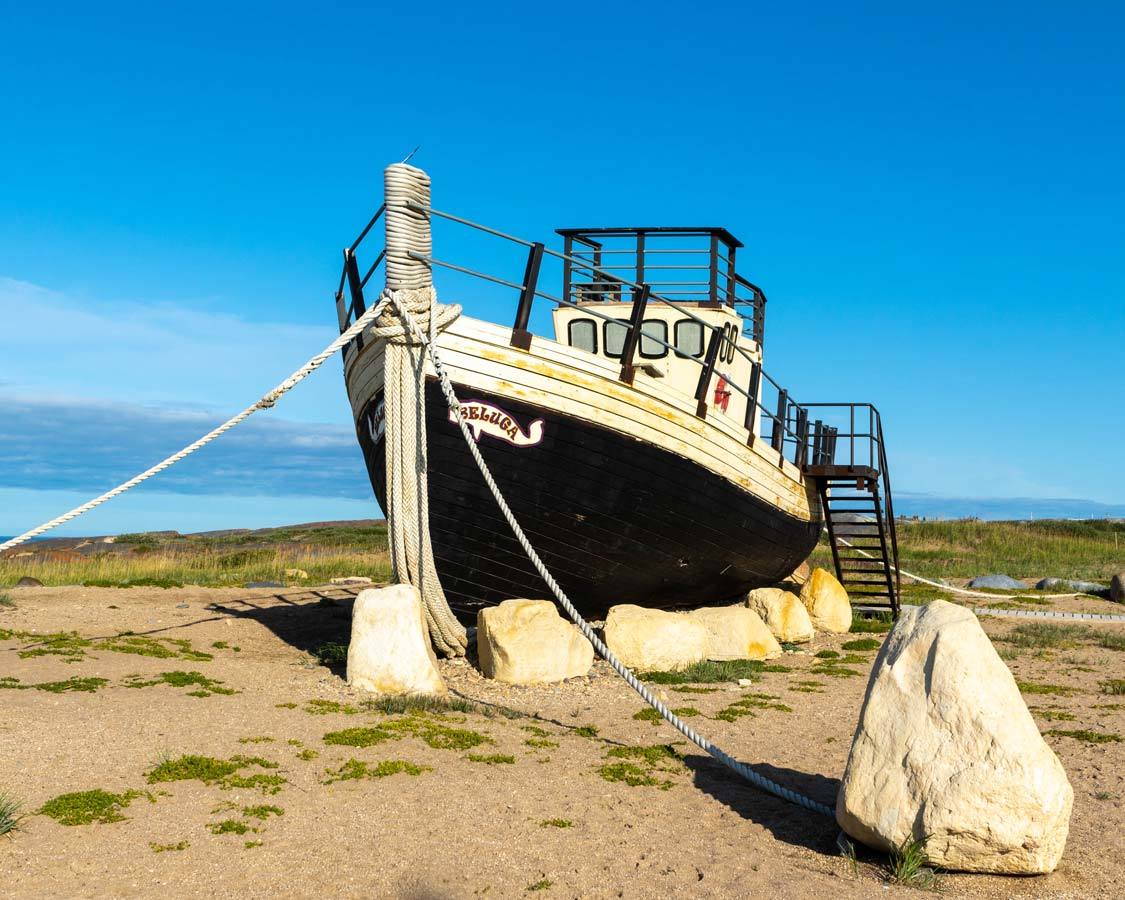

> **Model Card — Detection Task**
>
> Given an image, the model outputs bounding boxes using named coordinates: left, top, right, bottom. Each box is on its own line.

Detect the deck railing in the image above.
left=332, top=202, right=891, bottom=493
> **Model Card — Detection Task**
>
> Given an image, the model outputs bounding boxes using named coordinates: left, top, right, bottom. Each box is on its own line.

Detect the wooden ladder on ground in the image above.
left=805, top=464, right=900, bottom=615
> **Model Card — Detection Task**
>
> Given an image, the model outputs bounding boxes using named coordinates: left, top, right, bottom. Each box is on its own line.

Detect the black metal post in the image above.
left=726, top=244, right=736, bottom=306
left=708, top=232, right=719, bottom=304
left=744, top=361, right=761, bottom=445
left=812, top=419, right=824, bottom=465
left=794, top=407, right=809, bottom=467
left=344, top=249, right=367, bottom=352
left=511, top=242, right=544, bottom=351
left=619, top=284, right=651, bottom=384
left=633, top=232, right=645, bottom=302
left=694, top=328, right=723, bottom=418
left=770, top=389, right=788, bottom=452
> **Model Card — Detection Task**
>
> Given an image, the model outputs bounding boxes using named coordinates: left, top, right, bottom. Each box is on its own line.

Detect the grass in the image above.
left=1100, top=679, right=1125, bottom=695
left=364, top=694, right=520, bottom=719
left=35, top=676, right=109, bottom=693
left=4, top=628, right=213, bottom=664
left=241, top=804, right=284, bottom=820
left=322, top=758, right=430, bottom=784
left=638, top=659, right=787, bottom=684
left=632, top=706, right=699, bottom=724
left=1045, top=728, right=1122, bottom=744
left=525, top=737, right=559, bottom=748
left=304, top=699, right=358, bottom=715
left=850, top=611, right=894, bottom=633
left=312, top=642, right=348, bottom=667
left=323, top=726, right=395, bottom=748
left=39, top=789, right=142, bottom=826
left=841, top=638, right=882, bottom=651
left=123, top=671, right=236, bottom=696
left=146, top=754, right=285, bottom=794
left=466, top=753, right=516, bottom=765
left=0, top=793, right=21, bottom=836
left=1017, top=680, right=1076, bottom=695
left=209, top=819, right=250, bottom=835
left=714, top=693, right=792, bottom=722
left=999, top=623, right=1091, bottom=650
left=887, top=835, right=939, bottom=889
left=0, top=593, right=13, bottom=608
left=598, top=743, right=684, bottom=790
left=539, top=819, right=572, bottom=828
left=527, top=879, right=553, bottom=892
left=323, top=715, right=491, bottom=752
left=572, top=725, right=599, bottom=737
left=811, top=518, right=1124, bottom=582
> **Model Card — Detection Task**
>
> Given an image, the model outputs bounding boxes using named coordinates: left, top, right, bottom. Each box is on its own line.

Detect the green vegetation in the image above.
left=639, top=659, right=786, bottom=684
left=525, top=737, right=559, bottom=749
left=36, top=676, right=109, bottom=693
left=150, top=841, right=189, bottom=852
left=598, top=744, right=683, bottom=790
left=312, top=642, right=348, bottom=667
left=241, top=805, right=283, bottom=820
left=1100, top=679, right=1125, bottom=695
left=527, top=879, right=553, bottom=892
left=521, top=725, right=551, bottom=736
left=39, top=789, right=142, bottom=826
left=466, top=753, right=516, bottom=765
left=244, top=840, right=263, bottom=849
left=539, top=819, right=572, bottom=828
left=323, top=715, right=491, bottom=752
left=296, top=748, right=318, bottom=761
left=1, top=523, right=392, bottom=589
left=124, top=671, right=236, bottom=696
left=238, top=736, right=274, bottom=744
left=632, top=707, right=698, bottom=724
left=669, top=686, right=717, bottom=694
left=999, top=623, right=1091, bottom=651
left=5, top=627, right=212, bottom=664
left=1017, top=680, right=1075, bottom=696
left=0, top=593, right=14, bottom=608
left=304, top=699, right=358, bottom=715
left=1031, top=708, right=1076, bottom=721
left=841, top=638, right=882, bottom=651
left=887, top=835, right=939, bottom=889
left=572, top=725, right=599, bottom=738
left=323, top=726, right=395, bottom=748
left=1098, top=631, right=1125, bottom=652
left=1045, top=729, right=1122, bottom=744
left=714, top=693, right=792, bottom=723
left=812, top=518, right=1124, bottom=582
left=322, top=758, right=430, bottom=784
left=209, top=819, right=250, bottom=835
left=364, top=693, right=520, bottom=719
left=850, top=611, right=894, bottom=633
left=275, top=702, right=298, bottom=709
left=146, top=754, right=285, bottom=794
left=0, top=792, right=21, bottom=836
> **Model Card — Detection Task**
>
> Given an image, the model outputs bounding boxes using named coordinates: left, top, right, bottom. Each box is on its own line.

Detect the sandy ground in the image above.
left=1, top=585, right=1123, bottom=899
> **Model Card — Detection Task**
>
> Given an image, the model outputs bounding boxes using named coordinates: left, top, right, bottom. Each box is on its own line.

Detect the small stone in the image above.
left=799, top=568, right=852, bottom=633
left=346, top=584, right=447, bottom=696
left=966, top=574, right=1027, bottom=590
left=687, top=606, right=782, bottom=660
left=175, top=603, right=189, bottom=609
left=15, top=576, right=43, bottom=587
left=603, top=605, right=708, bottom=671
left=331, top=576, right=373, bottom=586
left=744, top=588, right=814, bottom=643
left=737, top=678, right=753, bottom=687
left=477, top=599, right=594, bottom=685
left=1112, top=573, right=1125, bottom=604
left=837, top=600, right=1072, bottom=874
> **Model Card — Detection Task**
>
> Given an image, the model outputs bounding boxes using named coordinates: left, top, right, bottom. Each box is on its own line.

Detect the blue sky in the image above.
left=1, top=1, right=1122, bottom=535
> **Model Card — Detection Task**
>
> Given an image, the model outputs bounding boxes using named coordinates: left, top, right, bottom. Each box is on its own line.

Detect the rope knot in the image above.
left=370, top=286, right=461, bottom=345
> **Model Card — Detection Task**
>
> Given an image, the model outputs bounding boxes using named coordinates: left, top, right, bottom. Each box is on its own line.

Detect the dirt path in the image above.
left=1, top=586, right=1122, bottom=898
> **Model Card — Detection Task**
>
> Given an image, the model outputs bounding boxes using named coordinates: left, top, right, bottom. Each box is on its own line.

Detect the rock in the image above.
left=799, top=568, right=852, bottom=633
left=477, top=599, right=594, bottom=684
left=1035, top=577, right=1108, bottom=597
left=966, top=574, right=1027, bottom=590
left=331, top=576, right=373, bottom=586
left=1112, top=573, right=1125, bottom=604
left=737, top=678, right=753, bottom=686
left=347, top=584, right=447, bottom=696
left=837, top=599, right=1073, bottom=874
left=603, top=605, right=708, bottom=671
left=15, top=576, right=43, bottom=587
left=744, top=588, right=814, bottom=643
left=246, top=581, right=284, bottom=589
left=1035, top=577, right=1063, bottom=590
left=687, top=605, right=781, bottom=660
left=285, top=568, right=309, bottom=579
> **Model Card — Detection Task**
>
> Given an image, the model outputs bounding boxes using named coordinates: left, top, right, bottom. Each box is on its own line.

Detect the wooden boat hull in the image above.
left=344, top=316, right=822, bottom=619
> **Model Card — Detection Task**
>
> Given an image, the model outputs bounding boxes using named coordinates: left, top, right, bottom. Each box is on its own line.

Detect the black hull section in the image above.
left=356, top=381, right=821, bottom=619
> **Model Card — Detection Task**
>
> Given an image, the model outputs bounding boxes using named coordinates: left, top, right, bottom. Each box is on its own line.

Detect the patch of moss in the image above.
left=35, top=676, right=109, bottom=693
left=323, top=726, right=395, bottom=748
left=669, top=686, right=717, bottom=694
left=841, top=638, right=881, bottom=651
left=527, top=879, right=554, bottom=892
left=150, top=841, right=189, bottom=852
left=244, top=840, right=263, bottom=848
left=304, top=699, right=358, bottom=715
left=572, top=724, right=599, bottom=737
left=97, top=634, right=212, bottom=661
left=209, top=819, right=251, bottom=835
left=632, top=706, right=699, bottom=724
left=17, top=631, right=92, bottom=661
left=598, top=762, right=673, bottom=790
left=380, top=715, right=491, bottom=751
left=275, top=702, right=298, bottom=709
left=814, top=650, right=839, bottom=659
left=539, top=819, right=572, bottom=828
left=1031, top=709, right=1076, bottom=722
left=521, top=725, right=551, bottom=737
left=241, top=804, right=283, bottom=820
left=322, top=758, right=430, bottom=784
left=606, top=744, right=681, bottom=766
left=39, top=789, right=141, bottom=826
left=638, top=659, right=779, bottom=684
left=524, top=738, right=559, bottom=749
left=124, top=670, right=236, bottom=696
left=1017, top=680, right=1075, bottom=696
left=466, top=753, right=516, bottom=765
left=714, top=693, right=792, bottom=722
left=809, top=664, right=863, bottom=678
left=146, top=754, right=284, bottom=794
left=238, top=736, right=275, bottom=744
left=296, top=749, right=318, bottom=761
left=1045, top=729, right=1122, bottom=744
left=0, top=676, right=25, bottom=689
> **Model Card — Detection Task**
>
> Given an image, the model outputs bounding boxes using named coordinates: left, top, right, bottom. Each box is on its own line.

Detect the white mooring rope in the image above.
left=383, top=291, right=836, bottom=819
left=0, top=298, right=392, bottom=555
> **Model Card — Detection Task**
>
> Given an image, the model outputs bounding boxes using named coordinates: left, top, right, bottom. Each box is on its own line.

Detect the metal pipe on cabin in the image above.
left=694, top=328, right=723, bottom=419
left=744, top=361, right=762, bottom=446
left=618, top=284, right=651, bottom=384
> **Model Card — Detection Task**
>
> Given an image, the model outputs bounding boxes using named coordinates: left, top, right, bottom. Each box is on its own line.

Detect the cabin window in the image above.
left=639, top=319, right=668, bottom=359
left=604, top=319, right=629, bottom=358
left=674, top=319, right=705, bottom=358
left=568, top=318, right=598, bottom=354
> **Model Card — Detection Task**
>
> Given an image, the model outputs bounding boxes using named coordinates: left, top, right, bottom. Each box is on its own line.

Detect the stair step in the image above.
left=841, top=577, right=894, bottom=586
left=826, top=507, right=881, bottom=513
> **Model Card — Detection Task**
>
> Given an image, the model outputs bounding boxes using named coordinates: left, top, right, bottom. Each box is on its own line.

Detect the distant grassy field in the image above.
left=0, top=523, right=392, bottom=589
left=2, top=518, right=1121, bottom=589
left=809, top=518, right=1123, bottom=584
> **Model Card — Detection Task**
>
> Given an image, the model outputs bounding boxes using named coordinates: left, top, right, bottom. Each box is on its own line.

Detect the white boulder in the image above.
left=688, top=606, right=782, bottom=661
left=799, top=568, right=852, bottom=633
left=837, top=599, right=1073, bottom=874
left=346, top=584, right=447, bottom=696
left=744, top=588, right=814, bottom=643
left=604, top=605, right=707, bottom=671
left=477, top=599, right=593, bottom=684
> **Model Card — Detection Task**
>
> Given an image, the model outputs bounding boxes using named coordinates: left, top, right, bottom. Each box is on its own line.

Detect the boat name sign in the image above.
left=450, top=400, right=544, bottom=447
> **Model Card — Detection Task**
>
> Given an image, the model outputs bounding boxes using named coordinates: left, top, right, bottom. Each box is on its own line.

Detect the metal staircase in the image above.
left=800, top=405, right=900, bottom=615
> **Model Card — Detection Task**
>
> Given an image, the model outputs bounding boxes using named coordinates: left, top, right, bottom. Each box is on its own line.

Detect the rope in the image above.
left=384, top=292, right=835, bottom=819
left=0, top=299, right=392, bottom=554
left=837, top=538, right=1086, bottom=600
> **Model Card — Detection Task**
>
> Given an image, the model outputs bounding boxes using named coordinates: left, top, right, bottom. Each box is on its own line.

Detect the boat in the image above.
left=337, top=165, right=900, bottom=620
